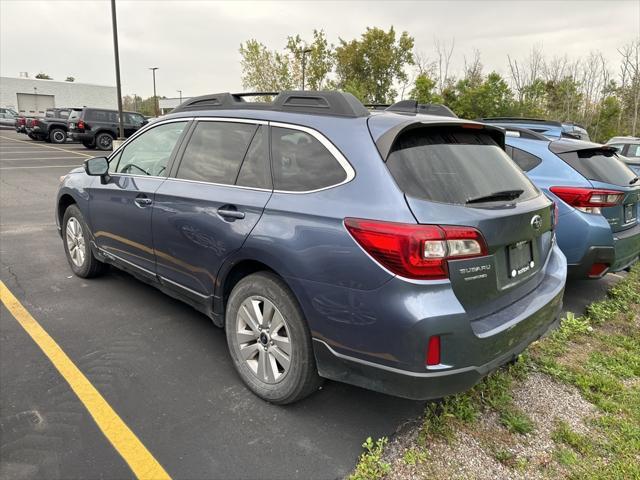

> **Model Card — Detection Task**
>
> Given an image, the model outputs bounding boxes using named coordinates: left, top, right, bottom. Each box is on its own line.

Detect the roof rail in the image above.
left=171, top=90, right=370, bottom=118
left=385, top=100, right=457, bottom=118
left=480, top=117, right=563, bottom=127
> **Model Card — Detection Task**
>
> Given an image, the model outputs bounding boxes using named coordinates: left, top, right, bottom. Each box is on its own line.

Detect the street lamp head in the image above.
left=149, top=67, right=159, bottom=71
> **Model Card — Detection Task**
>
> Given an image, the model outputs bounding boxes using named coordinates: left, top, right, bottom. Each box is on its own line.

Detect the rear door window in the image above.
left=557, top=149, right=637, bottom=186
left=236, top=126, right=271, bottom=189
left=386, top=127, right=539, bottom=205
left=271, top=126, right=347, bottom=191
left=176, top=121, right=257, bottom=185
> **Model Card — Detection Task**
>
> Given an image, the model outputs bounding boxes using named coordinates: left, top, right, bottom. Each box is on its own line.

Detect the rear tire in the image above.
left=82, top=140, right=96, bottom=149
left=225, top=272, right=322, bottom=404
left=95, top=132, right=113, bottom=151
left=62, top=205, right=106, bottom=278
left=50, top=128, right=67, bottom=144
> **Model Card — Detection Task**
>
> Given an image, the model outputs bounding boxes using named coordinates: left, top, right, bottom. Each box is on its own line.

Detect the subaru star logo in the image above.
left=531, top=215, right=542, bottom=230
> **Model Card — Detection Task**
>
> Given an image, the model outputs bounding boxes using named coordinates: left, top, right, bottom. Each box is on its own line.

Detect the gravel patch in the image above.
left=379, top=373, right=598, bottom=479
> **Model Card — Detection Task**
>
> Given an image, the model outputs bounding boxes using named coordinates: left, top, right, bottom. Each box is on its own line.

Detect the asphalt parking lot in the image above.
left=0, top=127, right=625, bottom=480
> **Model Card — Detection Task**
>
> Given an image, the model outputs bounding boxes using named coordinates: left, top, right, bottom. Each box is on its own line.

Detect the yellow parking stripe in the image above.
left=0, top=135, right=92, bottom=157
left=0, top=281, right=172, bottom=480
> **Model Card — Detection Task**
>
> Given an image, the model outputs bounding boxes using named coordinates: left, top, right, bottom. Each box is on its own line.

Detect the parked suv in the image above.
left=56, top=92, right=566, bottom=403
left=481, top=117, right=590, bottom=141
left=496, top=127, right=640, bottom=278
left=68, top=107, right=147, bottom=150
left=606, top=136, right=640, bottom=175
left=26, top=107, right=80, bottom=143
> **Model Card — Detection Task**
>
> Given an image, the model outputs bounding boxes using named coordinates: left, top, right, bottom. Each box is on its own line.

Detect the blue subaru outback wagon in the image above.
left=56, top=92, right=566, bottom=404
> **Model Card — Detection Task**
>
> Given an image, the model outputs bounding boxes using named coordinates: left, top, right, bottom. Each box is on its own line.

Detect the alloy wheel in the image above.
left=65, top=217, right=86, bottom=267
left=235, top=296, right=292, bottom=384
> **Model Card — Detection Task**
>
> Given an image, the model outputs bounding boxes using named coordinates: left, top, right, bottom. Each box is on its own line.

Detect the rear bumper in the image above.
left=68, top=131, right=92, bottom=142
left=567, top=245, right=615, bottom=279
left=306, top=244, right=566, bottom=400
left=611, top=223, right=640, bottom=271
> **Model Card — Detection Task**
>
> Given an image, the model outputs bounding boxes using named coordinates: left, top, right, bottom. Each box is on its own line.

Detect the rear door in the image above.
left=381, top=124, right=553, bottom=312
left=152, top=119, right=272, bottom=299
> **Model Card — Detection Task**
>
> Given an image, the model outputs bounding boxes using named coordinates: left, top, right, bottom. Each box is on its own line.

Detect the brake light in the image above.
left=344, top=218, right=488, bottom=280
left=550, top=186, right=624, bottom=214
left=32, top=119, right=39, bottom=126
left=77, top=120, right=85, bottom=130
left=426, top=336, right=441, bottom=366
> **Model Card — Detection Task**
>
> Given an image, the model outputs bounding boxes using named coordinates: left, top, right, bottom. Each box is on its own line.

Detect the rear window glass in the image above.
left=626, top=144, right=640, bottom=158
left=386, top=127, right=539, bottom=205
left=558, top=149, right=637, bottom=186
left=68, top=110, right=82, bottom=121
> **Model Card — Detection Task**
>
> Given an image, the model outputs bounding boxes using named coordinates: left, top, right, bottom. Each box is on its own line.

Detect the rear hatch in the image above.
left=371, top=120, right=553, bottom=314
left=551, top=142, right=640, bottom=233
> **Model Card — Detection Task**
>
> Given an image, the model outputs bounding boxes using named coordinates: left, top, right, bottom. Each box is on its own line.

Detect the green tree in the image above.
left=409, top=73, right=442, bottom=104
left=239, top=39, right=293, bottom=95
left=35, top=72, right=52, bottom=80
left=449, top=72, right=514, bottom=119
left=285, top=30, right=334, bottom=90
left=333, top=27, right=414, bottom=103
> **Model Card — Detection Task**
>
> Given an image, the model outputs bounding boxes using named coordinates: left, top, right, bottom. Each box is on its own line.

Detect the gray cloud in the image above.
left=1, top=0, right=638, bottom=99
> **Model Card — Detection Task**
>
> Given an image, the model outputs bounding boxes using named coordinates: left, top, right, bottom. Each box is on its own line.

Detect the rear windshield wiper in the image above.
left=630, top=176, right=639, bottom=185
left=466, top=189, right=524, bottom=204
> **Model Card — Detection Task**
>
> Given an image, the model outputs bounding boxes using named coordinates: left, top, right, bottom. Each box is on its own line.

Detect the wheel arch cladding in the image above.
left=58, top=194, right=77, bottom=227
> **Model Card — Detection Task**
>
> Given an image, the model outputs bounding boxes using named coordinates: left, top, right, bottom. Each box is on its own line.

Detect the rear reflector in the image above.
left=344, top=218, right=487, bottom=280
left=550, top=186, right=624, bottom=214
left=588, top=263, right=609, bottom=278
left=426, top=336, right=441, bottom=366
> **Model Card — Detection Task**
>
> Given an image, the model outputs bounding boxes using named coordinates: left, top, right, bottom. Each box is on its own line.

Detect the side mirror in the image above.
left=84, top=156, right=109, bottom=179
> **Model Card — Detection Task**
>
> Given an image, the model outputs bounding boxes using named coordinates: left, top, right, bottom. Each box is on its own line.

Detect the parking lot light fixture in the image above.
left=111, top=0, right=125, bottom=140
left=149, top=67, right=159, bottom=117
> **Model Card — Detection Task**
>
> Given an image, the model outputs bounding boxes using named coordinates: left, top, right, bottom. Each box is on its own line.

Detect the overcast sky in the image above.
left=1, top=0, right=639, bottom=100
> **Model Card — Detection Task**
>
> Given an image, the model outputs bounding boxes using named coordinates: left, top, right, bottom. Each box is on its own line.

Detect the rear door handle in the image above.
left=134, top=195, right=153, bottom=207
left=218, top=206, right=245, bottom=220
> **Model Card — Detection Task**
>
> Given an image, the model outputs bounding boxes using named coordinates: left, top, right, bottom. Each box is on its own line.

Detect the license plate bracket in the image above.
left=508, top=240, right=534, bottom=278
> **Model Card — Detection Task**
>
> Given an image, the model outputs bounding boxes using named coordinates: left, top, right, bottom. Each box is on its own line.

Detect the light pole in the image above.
left=149, top=67, right=159, bottom=116
left=33, top=87, right=38, bottom=114
left=177, top=90, right=182, bottom=103
left=133, top=93, right=138, bottom=112
left=111, top=0, right=125, bottom=140
left=301, top=48, right=312, bottom=91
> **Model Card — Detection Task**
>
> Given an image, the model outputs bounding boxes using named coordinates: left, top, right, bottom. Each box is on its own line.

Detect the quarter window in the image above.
left=176, top=121, right=257, bottom=185
left=271, top=127, right=347, bottom=191
left=507, top=146, right=543, bottom=172
left=113, top=121, right=187, bottom=176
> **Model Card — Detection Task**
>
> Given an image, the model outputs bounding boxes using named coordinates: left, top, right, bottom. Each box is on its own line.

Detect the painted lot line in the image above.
left=0, top=135, right=93, bottom=158
left=0, top=281, right=172, bottom=480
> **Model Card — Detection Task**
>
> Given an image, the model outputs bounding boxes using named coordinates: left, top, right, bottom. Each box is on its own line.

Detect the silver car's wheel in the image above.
left=236, top=296, right=291, bottom=384
left=65, top=217, right=86, bottom=267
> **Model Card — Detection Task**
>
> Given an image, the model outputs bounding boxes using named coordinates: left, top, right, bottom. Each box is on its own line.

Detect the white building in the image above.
left=158, top=96, right=192, bottom=115
left=0, top=76, right=117, bottom=116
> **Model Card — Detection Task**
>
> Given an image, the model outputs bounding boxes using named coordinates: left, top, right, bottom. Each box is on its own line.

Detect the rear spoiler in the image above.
left=375, top=120, right=505, bottom=160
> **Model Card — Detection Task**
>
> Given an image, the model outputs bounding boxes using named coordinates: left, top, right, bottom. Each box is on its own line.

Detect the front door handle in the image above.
left=218, top=206, right=245, bottom=220
left=134, top=195, right=153, bottom=207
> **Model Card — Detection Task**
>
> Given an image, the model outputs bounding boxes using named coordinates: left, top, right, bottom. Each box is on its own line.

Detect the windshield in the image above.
left=386, top=127, right=539, bottom=205
left=558, top=149, right=638, bottom=186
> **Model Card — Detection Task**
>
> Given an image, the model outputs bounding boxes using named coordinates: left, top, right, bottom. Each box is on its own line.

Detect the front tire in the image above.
left=95, top=132, right=113, bottom=151
left=225, top=272, right=322, bottom=404
left=50, top=128, right=67, bottom=144
left=62, top=205, right=106, bottom=278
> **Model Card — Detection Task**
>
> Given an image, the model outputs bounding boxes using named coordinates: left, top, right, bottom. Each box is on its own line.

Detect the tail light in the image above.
left=344, top=218, right=488, bottom=280
left=77, top=120, right=85, bottom=130
left=32, top=119, right=39, bottom=126
left=550, top=186, right=624, bottom=214
left=426, top=336, right=441, bottom=366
